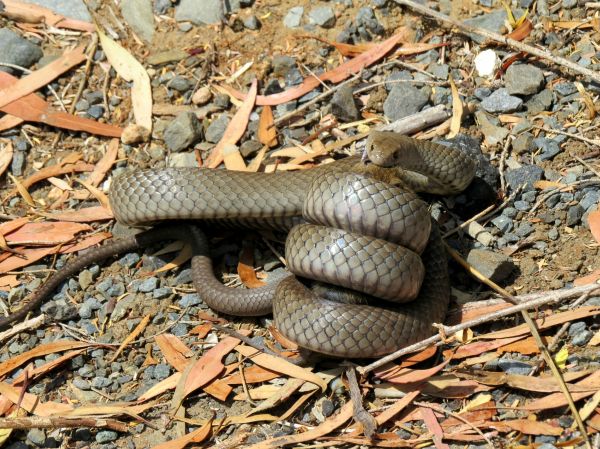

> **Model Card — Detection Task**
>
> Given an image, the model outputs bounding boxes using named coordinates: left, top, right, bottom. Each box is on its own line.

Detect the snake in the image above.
left=0, top=131, right=475, bottom=358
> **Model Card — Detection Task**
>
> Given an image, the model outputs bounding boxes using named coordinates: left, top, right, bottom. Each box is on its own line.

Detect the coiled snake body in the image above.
left=110, top=132, right=475, bottom=358
left=0, top=132, right=475, bottom=358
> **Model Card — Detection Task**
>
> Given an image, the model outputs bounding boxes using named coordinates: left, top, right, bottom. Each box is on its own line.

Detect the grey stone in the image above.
left=513, top=132, right=533, bottom=154
left=72, top=377, right=91, bottom=390
left=153, top=287, right=171, bottom=299
left=164, top=112, right=203, bottom=152
left=526, top=89, right=553, bottom=113
left=533, top=137, right=561, bottom=162
left=283, top=6, right=304, bottom=28
left=428, top=63, right=449, bottom=80
left=169, top=152, right=197, bottom=168
left=75, top=99, right=90, bottom=111
left=11, top=151, right=26, bottom=177
left=505, top=165, right=543, bottom=190
left=554, top=82, right=577, bottom=96
left=568, top=321, right=586, bottom=336
left=321, top=399, right=335, bottom=417
left=331, top=85, right=360, bottom=122
left=513, top=200, right=530, bottom=211
left=110, top=295, right=136, bottom=322
left=498, top=358, right=532, bottom=375
left=467, top=249, right=515, bottom=282
left=96, top=430, right=119, bottom=443
left=309, top=7, right=336, bottom=28
left=175, top=0, right=224, bottom=25
left=515, top=222, right=534, bottom=237
left=91, top=376, right=111, bottom=388
left=356, top=7, right=384, bottom=35
left=244, top=15, right=260, bottom=30
left=27, top=428, right=46, bottom=447
left=138, top=277, right=158, bottom=293
left=153, top=363, right=171, bottom=380
left=168, top=76, right=193, bottom=93
left=86, top=105, right=104, bottom=119
left=383, top=84, right=429, bottom=121
left=0, top=28, right=43, bottom=74
left=121, top=0, right=155, bottom=43
left=548, top=227, right=559, bottom=240
left=566, top=204, right=584, bottom=226
left=22, top=0, right=91, bottom=21
left=154, top=0, right=170, bottom=14
left=480, top=88, right=523, bottom=113
left=119, top=253, right=140, bottom=268
left=475, top=111, right=509, bottom=145
left=474, top=87, right=492, bottom=100
left=503, top=206, right=518, bottom=218
left=505, top=64, right=544, bottom=95
left=572, top=330, right=593, bottom=346
left=240, top=139, right=263, bottom=158
left=179, top=293, right=201, bottom=307
left=384, top=71, right=412, bottom=91
left=581, top=191, right=600, bottom=211
left=464, top=9, right=522, bottom=43
left=205, top=114, right=230, bottom=143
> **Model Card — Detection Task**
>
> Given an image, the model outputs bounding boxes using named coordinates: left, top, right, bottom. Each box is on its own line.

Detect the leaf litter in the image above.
left=0, top=0, right=598, bottom=448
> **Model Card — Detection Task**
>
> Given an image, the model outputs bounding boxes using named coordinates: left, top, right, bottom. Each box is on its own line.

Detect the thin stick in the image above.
left=530, top=125, right=600, bottom=146
left=393, top=0, right=600, bottom=84
left=0, top=416, right=127, bottom=432
left=346, top=366, right=377, bottom=438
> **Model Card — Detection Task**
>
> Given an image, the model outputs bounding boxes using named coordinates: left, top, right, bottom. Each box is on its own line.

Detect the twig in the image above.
left=498, top=136, right=513, bottom=195
left=0, top=314, right=45, bottom=344
left=358, top=282, right=600, bottom=375
left=346, top=366, right=377, bottom=438
left=0, top=416, right=127, bottom=432
left=393, top=0, right=600, bottom=84
left=379, top=104, right=451, bottom=134
left=575, top=155, right=600, bottom=179
left=530, top=125, right=600, bottom=147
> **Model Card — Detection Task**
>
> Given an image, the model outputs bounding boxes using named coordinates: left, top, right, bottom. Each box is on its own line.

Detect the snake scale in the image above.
left=1, top=132, right=475, bottom=358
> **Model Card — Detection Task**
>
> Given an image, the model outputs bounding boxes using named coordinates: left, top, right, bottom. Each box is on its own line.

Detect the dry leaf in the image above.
left=420, top=407, right=450, bottom=449
left=0, top=141, right=13, bottom=177
left=238, top=245, right=266, bottom=288
left=235, top=345, right=327, bottom=391
left=109, top=315, right=151, bottom=362
left=5, top=222, right=91, bottom=246
left=97, top=28, right=152, bottom=131
left=150, top=418, right=212, bottom=449
left=0, top=46, right=86, bottom=110
left=0, top=72, right=122, bottom=137
left=223, top=31, right=406, bottom=106
left=258, top=105, right=277, bottom=147
left=39, top=206, right=114, bottom=222
left=589, top=209, right=600, bottom=243
left=507, top=18, right=533, bottom=40
left=206, top=79, right=257, bottom=168
left=447, top=78, right=462, bottom=138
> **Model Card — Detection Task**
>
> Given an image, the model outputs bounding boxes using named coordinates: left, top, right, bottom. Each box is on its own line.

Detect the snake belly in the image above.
left=109, top=133, right=476, bottom=358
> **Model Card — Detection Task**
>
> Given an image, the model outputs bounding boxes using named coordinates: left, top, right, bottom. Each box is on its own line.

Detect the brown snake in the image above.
left=1, top=132, right=475, bottom=358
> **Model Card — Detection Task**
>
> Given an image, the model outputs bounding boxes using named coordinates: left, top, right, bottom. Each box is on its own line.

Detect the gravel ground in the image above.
left=0, top=0, right=599, bottom=448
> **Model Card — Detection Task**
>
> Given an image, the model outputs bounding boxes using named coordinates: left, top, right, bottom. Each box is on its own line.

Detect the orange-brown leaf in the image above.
left=223, top=32, right=406, bottom=106
left=0, top=71, right=122, bottom=137
left=238, top=245, right=266, bottom=288
left=258, top=105, right=277, bottom=147
left=0, top=46, right=86, bottom=109
left=5, top=222, right=91, bottom=246
left=206, top=79, right=257, bottom=169
left=507, top=18, right=533, bottom=40
left=40, top=206, right=114, bottom=222
left=589, top=209, right=600, bottom=243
